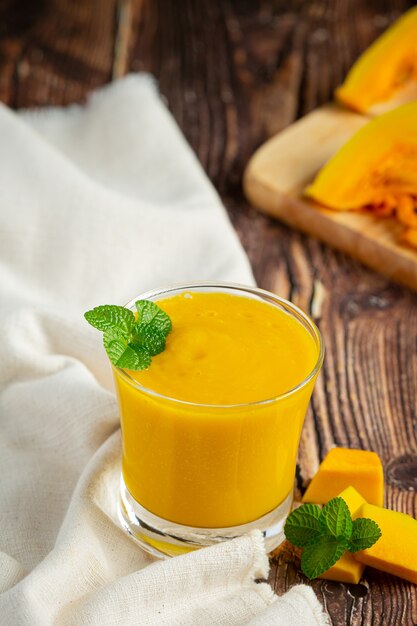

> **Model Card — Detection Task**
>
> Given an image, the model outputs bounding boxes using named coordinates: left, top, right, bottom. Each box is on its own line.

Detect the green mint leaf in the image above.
left=135, top=300, right=172, bottom=337
left=103, top=329, right=151, bottom=369
left=103, top=329, right=130, bottom=366
left=127, top=343, right=152, bottom=369
left=103, top=327, right=127, bottom=351
left=348, top=518, right=382, bottom=552
left=284, top=504, right=322, bottom=548
left=320, top=497, right=352, bottom=540
left=301, top=535, right=349, bottom=579
left=85, top=305, right=135, bottom=336
left=132, top=323, right=166, bottom=356
left=116, top=345, right=149, bottom=370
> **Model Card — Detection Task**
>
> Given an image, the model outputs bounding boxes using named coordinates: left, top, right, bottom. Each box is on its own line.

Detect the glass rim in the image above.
left=112, top=281, right=325, bottom=409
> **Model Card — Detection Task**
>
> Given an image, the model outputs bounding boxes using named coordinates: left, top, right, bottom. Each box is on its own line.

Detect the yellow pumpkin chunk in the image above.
left=335, top=7, right=417, bottom=114
left=302, top=448, right=384, bottom=506
left=305, top=103, right=417, bottom=229
left=319, top=487, right=366, bottom=584
left=354, top=504, right=417, bottom=584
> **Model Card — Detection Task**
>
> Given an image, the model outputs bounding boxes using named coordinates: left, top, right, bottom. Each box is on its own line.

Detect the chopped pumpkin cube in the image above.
left=319, top=486, right=366, bottom=584
left=320, top=553, right=364, bottom=585
left=302, top=448, right=384, bottom=506
left=354, top=504, right=417, bottom=584
left=338, top=485, right=368, bottom=515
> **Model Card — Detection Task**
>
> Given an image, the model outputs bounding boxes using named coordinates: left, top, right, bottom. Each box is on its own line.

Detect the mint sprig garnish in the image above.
left=84, top=300, right=172, bottom=370
left=284, top=497, right=382, bottom=579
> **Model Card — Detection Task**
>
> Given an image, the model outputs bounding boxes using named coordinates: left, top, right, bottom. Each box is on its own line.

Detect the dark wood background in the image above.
left=1, top=1, right=416, bottom=624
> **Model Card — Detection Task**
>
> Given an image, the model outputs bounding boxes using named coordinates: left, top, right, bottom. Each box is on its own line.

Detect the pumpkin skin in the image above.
left=305, top=102, right=417, bottom=217
left=335, top=7, right=417, bottom=115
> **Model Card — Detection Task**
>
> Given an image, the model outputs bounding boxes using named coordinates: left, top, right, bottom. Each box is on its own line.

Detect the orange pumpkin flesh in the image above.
left=336, top=7, right=417, bottom=114
left=305, top=102, right=417, bottom=244
left=354, top=504, right=417, bottom=585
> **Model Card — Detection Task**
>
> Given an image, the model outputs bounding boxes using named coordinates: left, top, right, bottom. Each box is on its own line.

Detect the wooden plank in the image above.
left=243, top=103, right=417, bottom=291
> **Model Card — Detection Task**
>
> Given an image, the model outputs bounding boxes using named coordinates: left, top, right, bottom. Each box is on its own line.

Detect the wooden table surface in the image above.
left=1, top=1, right=416, bottom=624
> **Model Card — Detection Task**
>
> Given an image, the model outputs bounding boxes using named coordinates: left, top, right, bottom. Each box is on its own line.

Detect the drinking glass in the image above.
left=114, top=283, right=324, bottom=557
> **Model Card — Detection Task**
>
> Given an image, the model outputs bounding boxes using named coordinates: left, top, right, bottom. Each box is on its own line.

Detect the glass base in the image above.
left=118, top=475, right=293, bottom=558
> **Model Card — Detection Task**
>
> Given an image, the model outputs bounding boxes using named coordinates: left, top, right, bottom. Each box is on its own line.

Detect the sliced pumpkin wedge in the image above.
left=336, top=7, right=417, bottom=115
left=305, top=102, right=417, bottom=223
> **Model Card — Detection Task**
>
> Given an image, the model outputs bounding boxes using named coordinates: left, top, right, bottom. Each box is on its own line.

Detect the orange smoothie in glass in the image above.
left=114, top=287, right=322, bottom=535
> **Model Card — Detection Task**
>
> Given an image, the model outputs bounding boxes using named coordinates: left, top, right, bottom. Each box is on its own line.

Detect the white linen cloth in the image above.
left=0, top=75, right=329, bottom=625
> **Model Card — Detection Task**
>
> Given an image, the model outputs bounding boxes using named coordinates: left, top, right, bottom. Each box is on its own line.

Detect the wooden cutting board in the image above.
left=243, top=103, right=417, bottom=292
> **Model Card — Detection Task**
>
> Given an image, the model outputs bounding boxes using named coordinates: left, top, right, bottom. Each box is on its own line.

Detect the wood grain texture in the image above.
left=0, top=0, right=117, bottom=107
left=1, top=0, right=417, bottom=623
